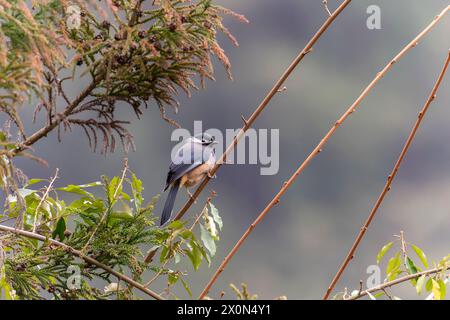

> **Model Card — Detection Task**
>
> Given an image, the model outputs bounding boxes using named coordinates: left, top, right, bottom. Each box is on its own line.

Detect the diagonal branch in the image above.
left=197, top=7, right=450, bottom=300
left=171, top=0, right=351, bottom=220
left=145, top=0, right=352, bottom=264
left=350, top=265, right=450, bottom=300
left=144, top=0, right=352, bottom=265
left=0, top=224, right=164, bottom=300
left=323, top=49, right=450, bottom=300
left=172, top=0, right=352, bottom=224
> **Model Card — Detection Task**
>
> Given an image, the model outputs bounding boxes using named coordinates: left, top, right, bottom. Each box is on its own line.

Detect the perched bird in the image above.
left=160, top=133, right=217, bottom=226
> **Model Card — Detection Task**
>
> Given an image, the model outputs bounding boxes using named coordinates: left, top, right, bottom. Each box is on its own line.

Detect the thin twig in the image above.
left=323, top=49, right=450, bottom=300
left=32, top=168, right=59, bottom=233
left=399, top=231, right=406, bottom=256
left=381, top=288, right=393, bottom=300
left=350, top=266, right=450, bottom=300
left=144, top=261, right=169, bottom=288
left=198, top=8, right=450, bottom=300
left=142, top=0, right=353, bottom=264
left=0, top=224, right=164, bottom=300
left=189, top=195, right=214, bottom=232
left=357, top=280, right=363, bottom=296
left=322, top=0, right=332, bottom=16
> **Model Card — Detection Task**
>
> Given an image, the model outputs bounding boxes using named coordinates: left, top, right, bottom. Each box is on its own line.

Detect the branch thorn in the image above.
left=241, top=115, right=249, bottom=126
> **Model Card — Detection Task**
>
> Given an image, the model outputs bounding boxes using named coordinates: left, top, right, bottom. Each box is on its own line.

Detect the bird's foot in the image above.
left=207, top=171, right=217, bottom=179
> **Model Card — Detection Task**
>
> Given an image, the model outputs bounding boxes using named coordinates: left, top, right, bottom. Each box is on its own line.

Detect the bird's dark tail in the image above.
left=160, top=180, right=180, bottom=226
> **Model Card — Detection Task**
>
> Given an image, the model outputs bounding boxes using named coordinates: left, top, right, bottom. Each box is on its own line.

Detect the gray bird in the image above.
left=160, top=133, right=217, bottom=226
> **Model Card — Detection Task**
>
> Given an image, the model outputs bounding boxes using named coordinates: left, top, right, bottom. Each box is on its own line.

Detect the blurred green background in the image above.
left=14, top=1, right=450, bottom=298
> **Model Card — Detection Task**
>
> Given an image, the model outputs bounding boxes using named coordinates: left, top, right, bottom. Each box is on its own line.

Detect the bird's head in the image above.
left=193, top=133, right=217, bottom=146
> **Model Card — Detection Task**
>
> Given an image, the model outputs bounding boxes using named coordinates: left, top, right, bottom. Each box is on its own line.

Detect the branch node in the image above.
left=241, top=115, right=249, bottom=126
left=277, top=86, right=287, bottom=93
left=322, top=0, right=332, bottom=17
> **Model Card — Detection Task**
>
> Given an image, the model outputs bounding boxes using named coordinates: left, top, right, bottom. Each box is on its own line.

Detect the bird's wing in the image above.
left=164, top=142, right=207, bottom=189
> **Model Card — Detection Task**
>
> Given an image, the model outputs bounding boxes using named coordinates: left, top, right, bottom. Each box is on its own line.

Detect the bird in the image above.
left=160, top=133, right=217, bottom=226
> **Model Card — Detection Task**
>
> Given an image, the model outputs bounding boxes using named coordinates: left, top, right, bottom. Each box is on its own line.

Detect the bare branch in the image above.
left=172, top=0, right=352, bottom=225
left=323, top=49, right=450, bottom=299
left=143, top=0, right=352, bottom=265
left=197, top=7, right=450, bottom=300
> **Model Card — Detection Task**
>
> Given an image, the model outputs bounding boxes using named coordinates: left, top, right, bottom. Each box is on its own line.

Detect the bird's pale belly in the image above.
left=180, top=163, right=212, bottom=188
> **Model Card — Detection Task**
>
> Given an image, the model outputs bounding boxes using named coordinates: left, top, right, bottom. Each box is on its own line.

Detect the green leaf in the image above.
left=411, top=244, right=428, bottom=268
left=180, top=278, right=193, bottom=298
left=160, top=246, right=169, bottom=263
left=186, top=240, right=203, bottom=271
left=167, top=220, right=184, bottom=230
left=25, top=179, right=44, bottom=187
left=205, top=215, right=218, bottom=239
left=438, top=279, right=446, bottom=300
left=209, top=202, right=223, bottom=230
left=110, top=210, right=134, bottom=220
left=386, top=252, right=401, bottom=281
left=120, top=192, right=131, bottom=201
left=425, top=278, right=433, bottom=292
left=77, top=181, right=102, bottom=188
left=179, top=229, right=193, bottom=240
left=57, top=185, right=93, bottom=198
left=52, top=217, right=66, bottom=241
left=439, top=254, right=450, bottom=267
left=200, top=224, right=216, bottom=257
left=131, top=173, right=143, bottom=193
left=174, top=252, right=181, bottom=264
left=194, top=237, right=210, bottom=265
left=1, top=280, right=13, bottom=300
left=376, top=242, right=394, bottom=264
left=373, top=292, right=385, bottom=299
left=108, top=177, right=122, bottom=203
left=431, top=279, right=447, bottom=300
left=416, top=274, right=426, bottom=295
left=131, top=173, right=143, bottom=209
left=168, top=272, right=179, bottom=286
left=17, top=188, right=37, bottom=199
left=405, top=257, right=418, bottom=275
left=431, top=279, right=445, bottom=300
